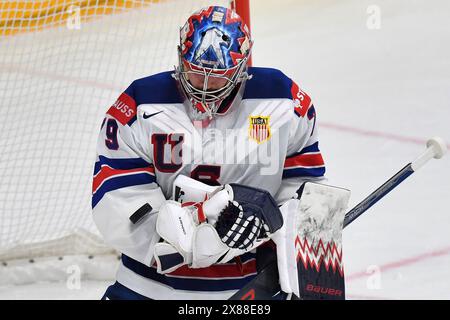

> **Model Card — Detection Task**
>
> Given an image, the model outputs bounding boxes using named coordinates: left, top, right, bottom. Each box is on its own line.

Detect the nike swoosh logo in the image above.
left=143, top=111, right=163, bottom=119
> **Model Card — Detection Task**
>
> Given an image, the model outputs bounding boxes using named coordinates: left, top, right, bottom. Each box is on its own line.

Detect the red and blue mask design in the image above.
left=175, top=6, right=253, bottom=119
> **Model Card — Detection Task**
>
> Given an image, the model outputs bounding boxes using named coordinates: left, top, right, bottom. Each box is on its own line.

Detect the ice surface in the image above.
left=251, top=0, right=450, bottom=299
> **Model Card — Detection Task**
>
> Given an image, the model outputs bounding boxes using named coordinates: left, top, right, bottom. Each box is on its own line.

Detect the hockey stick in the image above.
left=230, top=137, right=447, bottom=300
left=343, top=137, right=447, bottom=227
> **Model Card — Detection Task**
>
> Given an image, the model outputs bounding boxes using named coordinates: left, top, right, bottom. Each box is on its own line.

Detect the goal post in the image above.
left=232, top=0, right=252, bottom=66
left=0, top=0, right=251, bottom=285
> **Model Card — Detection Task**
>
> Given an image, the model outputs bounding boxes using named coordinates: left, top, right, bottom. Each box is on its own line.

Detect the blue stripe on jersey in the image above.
left=282, top=166, right=326, bottom=179
left=92, top=173, right=156, bottom=208
left=286, top=142, right=321, bottom=160
left=128, top=115, right=138, bottom=127
left=125, top=71, right=184, bottom=106
left=121, top=254, right=257, bottom=292
left=299, top=141, right=320, bottom=154
left=94, top=156, right=152, bottom=175
left=243, top=67, right=293, bottom=100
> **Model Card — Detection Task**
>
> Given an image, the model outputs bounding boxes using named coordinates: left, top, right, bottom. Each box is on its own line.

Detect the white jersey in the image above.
left=92, top=67, right=325, bottom=299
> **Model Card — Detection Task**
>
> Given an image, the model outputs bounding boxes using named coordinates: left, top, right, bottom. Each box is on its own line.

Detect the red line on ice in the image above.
left=346, top=245, right=450, bottom=282
left=320, top=122, right=450, bottom=149
left=3, top=62, right=449, bottom=150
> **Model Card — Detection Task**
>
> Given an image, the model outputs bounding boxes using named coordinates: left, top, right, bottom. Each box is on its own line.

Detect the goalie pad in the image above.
left=272, top=182, right=350, bottom=299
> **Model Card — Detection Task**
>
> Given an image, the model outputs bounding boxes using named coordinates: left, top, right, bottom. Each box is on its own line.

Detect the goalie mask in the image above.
left=174, top=6, right=253, bottom=120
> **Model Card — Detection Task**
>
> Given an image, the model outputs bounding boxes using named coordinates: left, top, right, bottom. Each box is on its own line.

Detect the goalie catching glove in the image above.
left=154, top=183, right=283, bottom=273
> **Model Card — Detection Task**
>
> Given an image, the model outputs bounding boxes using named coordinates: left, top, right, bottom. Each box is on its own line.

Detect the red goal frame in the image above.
left=232, top=0, right=252, bottom=66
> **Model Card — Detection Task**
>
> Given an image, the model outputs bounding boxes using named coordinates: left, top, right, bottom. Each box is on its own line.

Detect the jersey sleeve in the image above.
left=275, top=80, right=326, bottom=204
left=92, top=86, right=166, bottom=266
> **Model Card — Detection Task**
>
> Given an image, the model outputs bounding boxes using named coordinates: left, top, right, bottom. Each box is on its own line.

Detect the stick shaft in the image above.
left=343, top=164, right=414, bottom=228
left=411, top=143, right=438, bottom=171
left=343, top=142, right=438, bottom=228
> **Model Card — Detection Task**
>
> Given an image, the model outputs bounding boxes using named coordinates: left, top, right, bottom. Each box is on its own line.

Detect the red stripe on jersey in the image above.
left=166, top=258, right=257, bottom=278
left=291, top=81, right=312, bottom=118
left=93, top=165, right=155, bottom=193
left=107, top=92, right=137, bottom=125
left=284, top=153, right=325, bottom=168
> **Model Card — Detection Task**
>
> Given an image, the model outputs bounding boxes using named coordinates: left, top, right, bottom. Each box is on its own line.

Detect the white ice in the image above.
left=252, top=0, right=450, bottom=299
left=1, top=0, right=449, bottom=299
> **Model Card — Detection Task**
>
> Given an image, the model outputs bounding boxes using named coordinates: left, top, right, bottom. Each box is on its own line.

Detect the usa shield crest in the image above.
left=249, top=116, right=271, bottom=143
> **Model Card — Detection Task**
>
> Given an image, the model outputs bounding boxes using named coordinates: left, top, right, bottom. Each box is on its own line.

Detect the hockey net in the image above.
left=0, top=0, right=248, bottom=285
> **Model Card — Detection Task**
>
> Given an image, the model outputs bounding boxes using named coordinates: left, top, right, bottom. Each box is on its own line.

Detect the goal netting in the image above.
left=0, top=0, right=240, bottom=285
